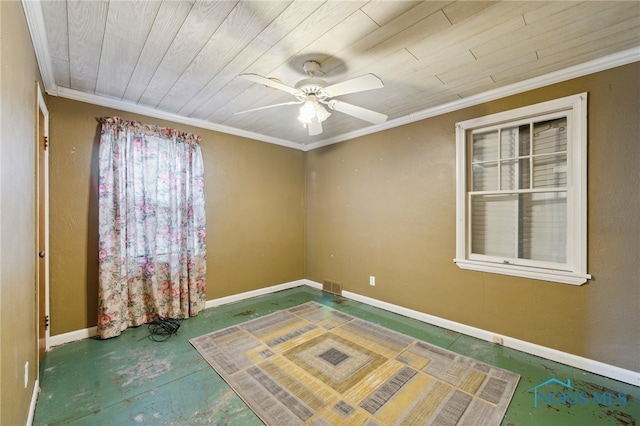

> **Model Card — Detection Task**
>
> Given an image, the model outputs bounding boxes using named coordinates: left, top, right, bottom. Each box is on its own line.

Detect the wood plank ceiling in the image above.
left=32, top=1, right=640, bottom=148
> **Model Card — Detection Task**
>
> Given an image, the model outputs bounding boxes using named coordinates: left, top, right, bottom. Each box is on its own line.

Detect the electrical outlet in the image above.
left=24, top=361, right=29, bottom=388
left=492, top=335, right=504, bottom=345
left=369, top=276, right=375, bottom=286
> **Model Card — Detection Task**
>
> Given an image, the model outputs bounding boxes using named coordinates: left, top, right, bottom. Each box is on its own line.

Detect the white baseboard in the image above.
left=204, top=279, right=318, bottom=309
left=46, top=279, right=638, bottom=386
left=306, top=282, right=639, bottom=387
left=48, top=279, right=317, bottom=347
left=49, top=326, right=98, bottom=348
left=26, top=379, right=39, bottom=426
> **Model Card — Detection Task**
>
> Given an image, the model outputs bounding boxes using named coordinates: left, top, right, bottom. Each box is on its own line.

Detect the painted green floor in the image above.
left=34, top=286, right=639, bottom=425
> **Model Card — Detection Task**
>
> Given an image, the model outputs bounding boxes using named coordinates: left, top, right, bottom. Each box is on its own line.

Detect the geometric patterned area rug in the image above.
left=190, top=301, right=520, bottom=425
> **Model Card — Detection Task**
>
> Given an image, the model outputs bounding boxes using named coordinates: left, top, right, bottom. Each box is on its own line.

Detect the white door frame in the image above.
left=37, top=83, right=50, bottom=352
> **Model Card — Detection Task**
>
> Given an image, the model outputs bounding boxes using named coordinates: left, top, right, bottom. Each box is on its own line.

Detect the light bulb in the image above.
left=297, top=100, right=316, bottom=124
left=315, top=103, right=331, bottom=122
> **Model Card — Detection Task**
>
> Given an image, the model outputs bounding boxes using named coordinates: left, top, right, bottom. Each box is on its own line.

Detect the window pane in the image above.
left=533, top=154, right=567, bottom=188
left=472, top=192, right=567, bottom=263
left=473, top=162, right=498, bottom=191
left=519, top=158, right=530, bottom=189
left=471, top=194, right=518, bottom=258
left=473, top=130, right=498, bottom=161
left=519, top=124, right=530, bottom=156
left=500, top=160, right=517, bottom=190
left=503, top=159, right=533, bottom=190
left=533, top=118, right=567, bottom=154
left=500, top=127, right=518, bottom=158
left=520, top=192, right=567, bottom=263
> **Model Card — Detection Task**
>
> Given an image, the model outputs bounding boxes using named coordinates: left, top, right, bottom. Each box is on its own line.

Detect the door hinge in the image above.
left=43, top=136, right=49, bottom=150
left=44, top=315, right=50, bottom=330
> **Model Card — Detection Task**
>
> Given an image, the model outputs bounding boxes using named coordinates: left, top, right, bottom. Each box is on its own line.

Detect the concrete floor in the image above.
left=34, top=286, right=638, bottom=425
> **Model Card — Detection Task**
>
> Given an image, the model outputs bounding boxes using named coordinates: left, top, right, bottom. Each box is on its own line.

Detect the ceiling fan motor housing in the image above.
left=295, top=77, right=329, bottom=100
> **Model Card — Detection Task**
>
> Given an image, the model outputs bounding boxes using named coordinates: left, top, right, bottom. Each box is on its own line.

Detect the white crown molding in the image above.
left=21, top=1, right=297, bottom=150
left=22, top=0, right=57, bottom=95
left=304, top=47, right=640, bottom=151
left=53, top=86, right=301, bottom=150
left=22, top=0, right=639, bottom=152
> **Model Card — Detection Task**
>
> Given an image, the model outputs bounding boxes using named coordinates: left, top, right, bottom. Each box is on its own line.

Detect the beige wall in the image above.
left=0, top=2, right=43, bottom=424
left=306, top=62, right=640, bottom=372
left=4, top=3, right=636, bottom=423
left=47, top=98, right=306, bottom=335
left=48, top=63, right=639, bottom=374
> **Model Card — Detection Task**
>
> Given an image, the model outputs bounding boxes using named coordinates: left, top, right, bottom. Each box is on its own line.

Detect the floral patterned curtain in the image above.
left=97, top=117, right=206, bottom=339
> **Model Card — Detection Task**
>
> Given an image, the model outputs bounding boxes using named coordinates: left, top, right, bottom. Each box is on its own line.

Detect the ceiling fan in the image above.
left=235, top=60, right=387, bottom=136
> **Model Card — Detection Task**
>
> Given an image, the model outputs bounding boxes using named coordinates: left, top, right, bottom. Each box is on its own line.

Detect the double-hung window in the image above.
left=455, top=93, right=591, bottom=285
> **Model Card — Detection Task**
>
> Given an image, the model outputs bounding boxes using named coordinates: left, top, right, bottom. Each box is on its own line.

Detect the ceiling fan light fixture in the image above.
left=239, top=59, right=385, bottom=136
left=297, top=100, right=317, bottom=123
left=297, top=97, right=331, bottom=124
left=314, top=102, right=331, bottom=122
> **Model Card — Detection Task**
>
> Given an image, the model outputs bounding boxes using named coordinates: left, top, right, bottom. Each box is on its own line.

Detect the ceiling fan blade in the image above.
left=308, top=119, right=323, bottom=136
left=327, top=100, right=387, bottom=124
left=234, top=101, right=302, bottom=115
left=323, top=73, right=384, bottom=97
left=239, top=73, right=300, bottom=96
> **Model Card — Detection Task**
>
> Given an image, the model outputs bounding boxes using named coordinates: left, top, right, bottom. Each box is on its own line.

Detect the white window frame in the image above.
left=454, top=93, right=591, bottom=285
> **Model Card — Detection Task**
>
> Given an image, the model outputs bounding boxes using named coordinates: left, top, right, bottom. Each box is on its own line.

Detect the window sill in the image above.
left=453, top=259, right=591, bottom=285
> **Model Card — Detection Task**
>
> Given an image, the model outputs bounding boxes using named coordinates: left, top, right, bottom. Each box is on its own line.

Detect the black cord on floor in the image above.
left=148, top=317, right=182, bottom=342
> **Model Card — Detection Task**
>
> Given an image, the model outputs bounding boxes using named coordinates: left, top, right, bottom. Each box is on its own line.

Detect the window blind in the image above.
left=470, top=118, right=568, bottom=264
